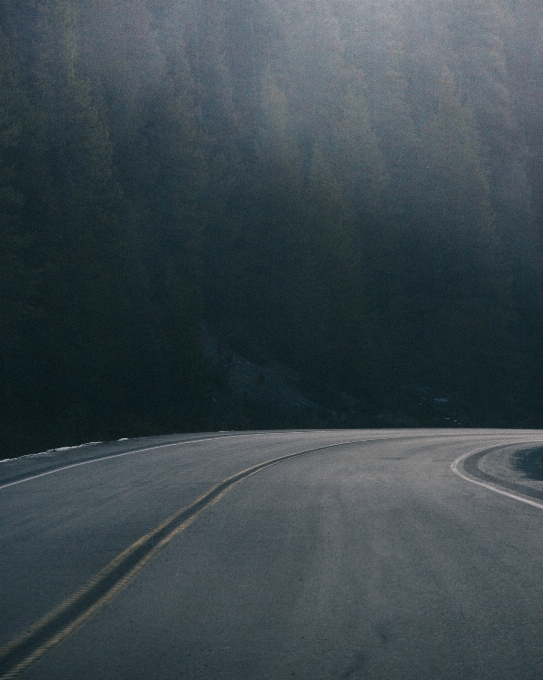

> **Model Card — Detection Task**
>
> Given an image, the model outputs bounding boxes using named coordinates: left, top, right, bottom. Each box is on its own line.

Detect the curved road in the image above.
left=1, top=429, right=543, bottom=679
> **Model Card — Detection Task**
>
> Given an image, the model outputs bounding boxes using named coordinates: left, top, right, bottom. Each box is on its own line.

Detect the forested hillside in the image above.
left=1, top=0, right=542, bottom=456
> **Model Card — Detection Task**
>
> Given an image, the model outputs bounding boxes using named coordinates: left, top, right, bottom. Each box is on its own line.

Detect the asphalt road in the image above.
left=1, top=429, right=543, bottom=680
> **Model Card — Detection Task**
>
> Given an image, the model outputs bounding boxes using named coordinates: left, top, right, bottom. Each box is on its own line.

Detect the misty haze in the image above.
left=1, top=0, right=542, bottom=455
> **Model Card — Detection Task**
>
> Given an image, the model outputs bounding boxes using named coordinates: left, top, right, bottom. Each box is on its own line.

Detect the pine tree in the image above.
left=0, top=26, right=33, bottom=432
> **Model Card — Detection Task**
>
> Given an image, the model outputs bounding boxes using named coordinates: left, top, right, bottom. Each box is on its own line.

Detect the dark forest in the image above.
left=1, top=0, right=542, bottom=456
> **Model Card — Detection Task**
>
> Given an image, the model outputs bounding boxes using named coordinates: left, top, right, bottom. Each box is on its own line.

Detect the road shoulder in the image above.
left=461, top=444, right=543, bottom=503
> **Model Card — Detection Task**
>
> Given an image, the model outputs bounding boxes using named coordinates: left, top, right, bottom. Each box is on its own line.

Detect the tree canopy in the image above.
left=1, top=0, right=542, bottom=455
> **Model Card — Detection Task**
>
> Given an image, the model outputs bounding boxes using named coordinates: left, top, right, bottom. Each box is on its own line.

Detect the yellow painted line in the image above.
left=0, top=438, right=370, bottom=680
left=5, top=432, right=543, bottom=679
left=0, top=432, right=284, bottom=491
left=4, top=430, right=537, bottom=491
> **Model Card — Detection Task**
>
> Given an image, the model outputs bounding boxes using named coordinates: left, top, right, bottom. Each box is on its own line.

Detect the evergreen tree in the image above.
left=0, top=25, right=37, bottom=449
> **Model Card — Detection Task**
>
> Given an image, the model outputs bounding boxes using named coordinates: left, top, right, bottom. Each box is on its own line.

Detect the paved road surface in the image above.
left=1, top=429, right=543, bottom=679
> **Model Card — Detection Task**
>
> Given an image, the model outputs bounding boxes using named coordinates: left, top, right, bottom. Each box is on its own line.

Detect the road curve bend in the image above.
left=1, top=429, right=543, bottom=680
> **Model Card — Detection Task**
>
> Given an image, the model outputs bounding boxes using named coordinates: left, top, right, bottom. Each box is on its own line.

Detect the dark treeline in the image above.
left=1, top=0, right=542, bottom=455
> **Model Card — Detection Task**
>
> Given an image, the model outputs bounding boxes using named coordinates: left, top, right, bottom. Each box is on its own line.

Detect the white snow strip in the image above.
left=51, top=442, right=103, bottom=452
left=0, top=441, right=103, bottom=464
left=0, top=432, right=280, bottom=491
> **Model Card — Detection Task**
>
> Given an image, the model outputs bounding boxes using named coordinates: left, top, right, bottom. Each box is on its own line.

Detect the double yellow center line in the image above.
left=0, top=438, right=367, bottom=680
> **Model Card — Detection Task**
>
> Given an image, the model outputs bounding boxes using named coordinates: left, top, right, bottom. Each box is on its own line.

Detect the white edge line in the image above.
left=0, top=431, right=407, bottom=491
left=0, top=430, right=416, bottom=491
left=6, top=432, right=543, bottom=497
left=0, top=431, right=398, bottom=491
left=0, top=433, right=278, bottom=491
left=451, top=447, right=543, bottom=510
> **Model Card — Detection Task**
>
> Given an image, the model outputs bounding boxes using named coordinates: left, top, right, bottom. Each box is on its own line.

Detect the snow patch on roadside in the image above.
left=0, top=440, right=104, bottom=464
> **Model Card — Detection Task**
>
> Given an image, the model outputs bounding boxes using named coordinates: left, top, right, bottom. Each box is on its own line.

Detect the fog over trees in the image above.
left=1, top=0, right=542, bottom=455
